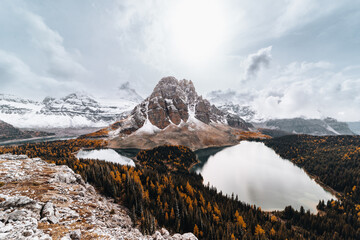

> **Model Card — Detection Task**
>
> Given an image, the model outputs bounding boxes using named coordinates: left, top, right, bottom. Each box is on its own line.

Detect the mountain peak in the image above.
left=87, top=77, right=254, bottom=150
left=128, top=77, right=251, bottom=131
left=117, top=82, right=143, bottom=103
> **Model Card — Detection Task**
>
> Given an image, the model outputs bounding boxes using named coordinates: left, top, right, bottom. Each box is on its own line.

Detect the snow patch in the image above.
left=325, top=124, right=340, bottom=135
left=133, top=119, right=161, bottom=135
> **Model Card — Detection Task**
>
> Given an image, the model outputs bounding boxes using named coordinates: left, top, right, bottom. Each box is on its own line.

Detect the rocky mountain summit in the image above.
left=127, top=77, right=251, bottom=131
left=86, top=77, right=257, bottom=150
left=0, top=154, right=197, bottom=240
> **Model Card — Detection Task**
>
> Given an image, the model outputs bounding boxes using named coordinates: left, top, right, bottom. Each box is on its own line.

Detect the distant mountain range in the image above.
left=1, top=79, right=357, bottom=141
left=0, top=84, right=142, bottom=128
left=255, top=117, right=355, bottom=136
left=84, top=77, right=262, bottom=150
left=207, top=90, right=356, bottom=136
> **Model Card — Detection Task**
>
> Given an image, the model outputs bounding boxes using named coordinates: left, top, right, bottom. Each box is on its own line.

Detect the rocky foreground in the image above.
left=0, top=154, right=197, bottom=240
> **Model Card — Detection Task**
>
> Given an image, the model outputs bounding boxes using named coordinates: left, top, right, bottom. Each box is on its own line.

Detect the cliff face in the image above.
left=0, top=154, right=197, bottom=240
left=110, top=77, right=252, bottom=135
left=86, top=77, right=254, bottom=150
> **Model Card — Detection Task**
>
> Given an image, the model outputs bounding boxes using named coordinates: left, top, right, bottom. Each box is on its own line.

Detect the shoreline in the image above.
left=302, top=168, right=341, bottom=199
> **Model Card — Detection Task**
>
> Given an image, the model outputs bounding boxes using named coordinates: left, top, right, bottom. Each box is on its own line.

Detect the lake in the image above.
left=77, top=149, right=135, bottom=167
left=193, top=141, right=334, bottom=213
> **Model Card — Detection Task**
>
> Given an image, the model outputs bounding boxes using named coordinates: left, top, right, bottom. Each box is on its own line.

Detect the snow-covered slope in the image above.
left=0, top=91, right=142, bottom=128
left=206, top=90, right=265, bottom=122
left=255, top=117, right=355, bottom=136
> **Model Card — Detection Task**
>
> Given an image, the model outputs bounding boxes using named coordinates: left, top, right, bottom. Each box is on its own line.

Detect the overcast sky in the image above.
left=0, top=0, right=359, bottom=121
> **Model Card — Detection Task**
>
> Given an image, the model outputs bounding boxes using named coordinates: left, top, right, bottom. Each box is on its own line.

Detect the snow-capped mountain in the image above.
left=117, top=82, right=143, bottom=102
left=0, top=91, right=142, bottom=128
left=206, top=90, right=264, bottom=122
left=85, top=77, right=257, bottom=150
left=207, top=89, right=355, bottom=136
left=256, top=118, right=355, bottom=136
left=126, top=77, right=252, bottom=131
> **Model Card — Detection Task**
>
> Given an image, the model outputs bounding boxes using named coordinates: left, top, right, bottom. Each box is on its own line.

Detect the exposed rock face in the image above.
left=0, top=154, right=197, bottom=240
left=119, top=77, right=251, bottom=132
left=85, top=77, right=254, bottom=149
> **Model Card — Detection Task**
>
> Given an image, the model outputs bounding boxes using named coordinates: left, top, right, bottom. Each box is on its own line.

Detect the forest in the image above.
left=0, top=136, right=360, bottom=239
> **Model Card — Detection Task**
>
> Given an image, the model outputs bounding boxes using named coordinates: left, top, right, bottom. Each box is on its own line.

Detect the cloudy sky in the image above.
left=0, top=0, right=359, bottom=121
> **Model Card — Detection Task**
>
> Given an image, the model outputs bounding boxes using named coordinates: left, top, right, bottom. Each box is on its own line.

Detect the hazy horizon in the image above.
left=0, top=0, right=359, bottom=121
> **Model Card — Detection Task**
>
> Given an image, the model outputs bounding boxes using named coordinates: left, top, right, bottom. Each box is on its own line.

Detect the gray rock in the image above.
left=7, top=210, right=27, bottom=222
left=0, top=195, right=35, bottom=209
left=180, top=233, right=198, bottom=240
left=153, top=231, right=165, bottom=240
left=41, top=201, right=59, bottom=224
left=161, top=228, right=170, bottom=236
left=172, top=233, right=197, bottom=240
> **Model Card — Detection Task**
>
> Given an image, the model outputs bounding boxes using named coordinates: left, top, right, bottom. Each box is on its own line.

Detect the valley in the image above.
left=1, top=135, right=360, bottom=239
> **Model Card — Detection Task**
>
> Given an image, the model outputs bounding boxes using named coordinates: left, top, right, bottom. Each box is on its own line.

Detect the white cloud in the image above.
left=0, top=49, right=77, bottom=99
left=249, top=60, right=360, bottom=121
left=22, top=10, right=87, bottom=79
left=242, top=46, right=272, bottom=81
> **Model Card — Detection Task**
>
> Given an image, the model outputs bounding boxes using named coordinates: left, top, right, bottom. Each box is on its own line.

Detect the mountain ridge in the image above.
left=0, top=89, right=142, bottom=128
left=207, top=89, right=356, bottom=136
left=0, top=120, right=54, bottom=141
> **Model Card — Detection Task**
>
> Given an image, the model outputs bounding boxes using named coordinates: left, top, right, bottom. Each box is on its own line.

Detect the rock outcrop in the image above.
left=86, top=77, right=255, bottom=150
left=0, top=154, right=197, bottom=239
left=107, top=77, right=252, bottom=135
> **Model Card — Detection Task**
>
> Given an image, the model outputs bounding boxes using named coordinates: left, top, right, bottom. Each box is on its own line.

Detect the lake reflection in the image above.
left=195, top=141, right=334, bottom=213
